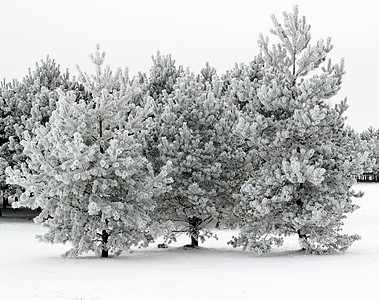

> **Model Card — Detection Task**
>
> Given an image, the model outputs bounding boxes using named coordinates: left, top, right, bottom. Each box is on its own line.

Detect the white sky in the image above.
left=1, top=0, right=378, bottom=132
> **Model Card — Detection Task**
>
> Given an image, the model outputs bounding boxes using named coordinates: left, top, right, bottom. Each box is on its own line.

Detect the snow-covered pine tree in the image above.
left=222, top=56, right=264, bottom=111
left=0, top=80, right=31, bottom=203
left=0, top=81, right=18, bottom=205
left=231, top=6, right=369, bottom=254
left=147, top=51, right=183, bottom=101
left=0, top=57, right=73, bottom=203
left=23, top=57, right=87, bottom=132
left=360, top=127, right=379, bottom=181
left=198, top=62, right=217, bottom=86
left=6, top=46, right=172, bottom=258
left=221, top=57, right=266, bottom=169
left=151, top=68, right=251, bottom=247
left=143, top=53, right=184, bottom=174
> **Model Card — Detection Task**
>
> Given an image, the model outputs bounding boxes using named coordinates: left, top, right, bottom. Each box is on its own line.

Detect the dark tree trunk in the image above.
left=14, top=197, right=19, bottom=210
left=102, top=249, right=108, bottom=258
left=296, top=184, right=307, bottom=248
left=191, top=235, right=199, bottom=247
left=297, top=229, right=307, bottom=251
left=297, top=229, right=307, bottom=239
left=3, top=196, right=8, bottom=209
left=101, top=229, right=109, bottom=258
left=99, top=117, right=108, bottom=257
left=99, top=118, right=105, bottom=154
left=188, top=217, right=201, bottom=248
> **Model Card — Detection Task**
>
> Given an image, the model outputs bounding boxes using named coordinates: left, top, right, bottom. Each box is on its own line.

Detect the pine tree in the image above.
left=360, top=127, right=379, bottom=181
left=6, top=46, right=172, bottom=258
left=0, top=81, right=17, bottom=204
left=1, top=80, right=29, bottom=202
left=231, top=6, right=369, bottom=254
left=151, top=69, right=251, bottom=247
left=222, top=56, right=264, bottom=111
left=147, top=51, right=183, bottom=101
left=143, top=52, right=184, bottom=174
left=0, top=57, right=77, bottom=203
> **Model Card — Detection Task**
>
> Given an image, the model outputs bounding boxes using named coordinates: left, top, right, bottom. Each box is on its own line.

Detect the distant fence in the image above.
left=0, top=196, right=18, bottom=209
left=0, top=196, right=40, bottom=218
left=357, top=173, right=379, bottom=182
left=0, top=196, right=16, bottom=217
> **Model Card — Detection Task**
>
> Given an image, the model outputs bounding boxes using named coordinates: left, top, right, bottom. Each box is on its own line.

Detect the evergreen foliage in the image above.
left=231, top=6, right=369, bottom=254
left=6, top=46, right=172, bottom=257
left=147, top=51, right=183, bottom=101
left=149, top=69, right=252, bottom=247
left=0, top=57, right=75, bottom=201
left=222, top=57, right=264, bottom=111
left=360, top=127, right=379, bottom=180
left=143, top=52, right=184, bottom=174
left=2, top=7, right=369, bottom=257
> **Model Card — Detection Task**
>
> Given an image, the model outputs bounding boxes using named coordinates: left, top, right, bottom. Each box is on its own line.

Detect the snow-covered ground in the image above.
left=0, top=183, right=378, bottom=300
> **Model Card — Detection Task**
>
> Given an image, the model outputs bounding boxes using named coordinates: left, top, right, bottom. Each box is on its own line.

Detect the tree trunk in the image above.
left=296, top=186, right=307, bottom=248
left=102, top=249, right=108, bottom=258
left=99, top=118, right=105, bottom=154
left=191, top=235, right=199, bottom=247
left=188, top=217, right=201, bottom=248
left=297, top=229, right=307, bottom=239
left=3, top=196, right=8, bottom=209
left=297, top=229, right=307, bottom=251
left=99, top=117, right=108, bottom=257
left=101, top=229, right=109, bottom=258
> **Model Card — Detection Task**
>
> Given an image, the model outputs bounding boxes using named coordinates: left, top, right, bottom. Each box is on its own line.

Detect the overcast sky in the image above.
left=1, top=0, right=378, bottom=132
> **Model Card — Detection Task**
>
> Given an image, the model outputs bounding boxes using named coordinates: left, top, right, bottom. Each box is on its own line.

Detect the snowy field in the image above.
left=0, top=183, right=378, bottom=300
